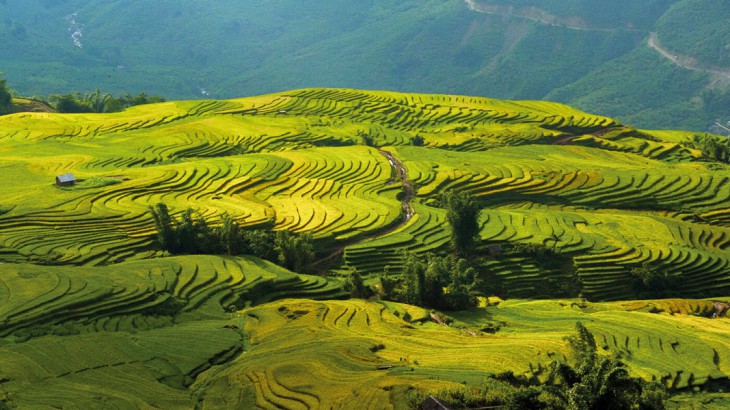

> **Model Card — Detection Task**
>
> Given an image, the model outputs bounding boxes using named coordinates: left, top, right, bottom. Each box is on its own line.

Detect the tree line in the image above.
left=48, top=89, right=165, bottom=113
left=0, top=74, right=165, bottom=115
left=149, top=203, right=315, bottom=273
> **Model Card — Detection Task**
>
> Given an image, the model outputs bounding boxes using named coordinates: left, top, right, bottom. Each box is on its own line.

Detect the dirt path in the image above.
left=463, top=0, right=641, bottom=33
left=463, top=1, right=730, bottom=83
left=378, top=148, right=414, bottom=224
left=647, top=32, right=730, bottom=81
left=310, top=148, right=415, bottom=271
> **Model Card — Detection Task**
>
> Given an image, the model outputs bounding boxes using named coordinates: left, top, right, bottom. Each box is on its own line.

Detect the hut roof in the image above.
left=56, top=173, right=76, bottom=183
left=421, top=396, right=455, bottom=410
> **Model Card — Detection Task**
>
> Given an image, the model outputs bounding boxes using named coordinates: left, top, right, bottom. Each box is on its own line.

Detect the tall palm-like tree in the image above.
left=85, top=88, right=113, bottom=113
left=547, top=322, right=665, bottom=410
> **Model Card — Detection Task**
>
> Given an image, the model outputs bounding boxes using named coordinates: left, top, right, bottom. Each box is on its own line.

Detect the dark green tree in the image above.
left=548, top=322, right=666, bottom=410
left=176, top=209, right=198, bottom=253
left=377, top=266, right=399, bottom=300
left=390, top=253, right=479, bottom=310
left=85, top=88, right=113, bottom=113
left=0, top=74, right=11, bottom=115
left=241, top=229, right=278, bottom=261
left=149, top=203, right=177, bottom=253
left=444, top=259, right=479, bottom=310
left=50, top=93, right=94, bottom=113
left=700, top=135, right=729, bottom=163
left=401, top=252, right=426, bottom=306
left=629, top=262, right=678, bottom=298
left=422, top=255, right=449, bottom=308
left=504, top=386, right=563, bottom=410
left=441, top=190, right=481, bottom=256
left=275, top=231, right=315, bottom=273
left=219, top=213, right=243, bottom=255
left=345, top=269, right=370, bottom=299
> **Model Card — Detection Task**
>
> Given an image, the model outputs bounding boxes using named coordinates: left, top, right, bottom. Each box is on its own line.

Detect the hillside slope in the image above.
left=1, top=0, right=729, bottom=130
left=0, top=88, right=729, bottom=408
left=0, top=88, right=727, bottom=300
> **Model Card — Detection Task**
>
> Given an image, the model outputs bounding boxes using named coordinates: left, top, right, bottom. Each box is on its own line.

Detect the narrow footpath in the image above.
left=310, top=148, right=415, bottom=270
left=377, top=148, right=414, bottom=227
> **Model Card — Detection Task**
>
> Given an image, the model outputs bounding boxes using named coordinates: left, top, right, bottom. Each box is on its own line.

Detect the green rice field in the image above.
left=0, top=88, right=728, bottom=408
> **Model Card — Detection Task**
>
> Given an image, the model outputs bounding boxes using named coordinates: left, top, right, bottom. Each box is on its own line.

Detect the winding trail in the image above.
left=378, top=148, right=414, bottom=224
left=311, top=148, right=415, bottom=271
left=464, top=1, right=730, bottom=82
left=647, top=32, right=730, bottom=81
left=463, top=0, right=642, bottom=33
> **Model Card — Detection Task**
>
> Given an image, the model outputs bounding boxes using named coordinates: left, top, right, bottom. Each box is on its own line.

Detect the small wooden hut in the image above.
left=55, top=173, right=76, bottom=187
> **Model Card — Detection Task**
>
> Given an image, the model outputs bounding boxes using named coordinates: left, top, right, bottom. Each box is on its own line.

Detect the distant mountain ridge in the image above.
left=0, top=0, right=728, bottom=130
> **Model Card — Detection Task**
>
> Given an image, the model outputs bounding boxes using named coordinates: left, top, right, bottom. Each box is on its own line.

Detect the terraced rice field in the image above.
left=0, top=256, right=345, bottom=341
left=344, top=142, right=729, bottom=299
left=193, top=298, right=730, bottom=409
left=1, top=88, right=729, bottom=407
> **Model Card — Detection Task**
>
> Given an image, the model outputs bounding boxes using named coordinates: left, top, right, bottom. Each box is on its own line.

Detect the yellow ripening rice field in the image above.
left=0, top=88, right=727, bottom=296
left=191, top=297, right=730, bottom=409
left=0, top=88, right=729, bottom=408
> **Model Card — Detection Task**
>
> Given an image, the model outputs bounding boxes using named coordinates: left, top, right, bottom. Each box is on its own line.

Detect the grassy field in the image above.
left=0, top=88, right=729, bottom=407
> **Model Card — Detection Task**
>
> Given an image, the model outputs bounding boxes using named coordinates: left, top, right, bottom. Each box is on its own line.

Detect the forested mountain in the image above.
left=1, top=0, right=729, bottom=130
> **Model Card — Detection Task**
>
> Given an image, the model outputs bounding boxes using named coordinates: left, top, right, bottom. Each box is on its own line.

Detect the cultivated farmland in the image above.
left=0, top=88, right=728, bottom=408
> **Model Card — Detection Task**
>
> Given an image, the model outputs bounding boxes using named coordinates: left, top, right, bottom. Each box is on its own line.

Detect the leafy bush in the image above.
left=344, top=269, right=371, bottom=299
left=49, top=90, right=165, bottom=113
left=685, top=134, right=730, bottom=163
left=548, top=322, right=667, bottom=410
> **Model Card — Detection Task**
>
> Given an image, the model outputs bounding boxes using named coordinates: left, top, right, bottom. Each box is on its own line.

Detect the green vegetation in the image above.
left=377, top=253, right=481, bottom=311
left=0, top=88, right=728, bottom=407
left=0, top=74, right=11, bottom=114
left=442, top=190, right=481, bottom=257
left=546, top=46, right=715, bottom=131
left=1, top=1, right=728, bottom=129
left=150, top=203, right=315, bottom=272
left=49, top=89, right=165, bottom=113
left=656, top=0, right=730, bottom=67
left=417, top=322, right=667, bottom=409
left=682, top=134, right=730, bottom=163
left=629, top=262, right=681, bottom=299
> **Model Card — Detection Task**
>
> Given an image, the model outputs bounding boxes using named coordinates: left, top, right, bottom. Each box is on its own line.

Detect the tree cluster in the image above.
left=440, top=190, right=481, bottom=257
left=684, top=134, right=730, bottom=164
left=416, top=322, right=666, bottom=410
left=49, top=89, right=165, bottom=114
left=628, top=262, right=679, bottom=299
left=0, top=74, right=12, bottom=115
left=376, top=253, right=481, bottom=311
left=149, top=203, right=314, bottom=273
